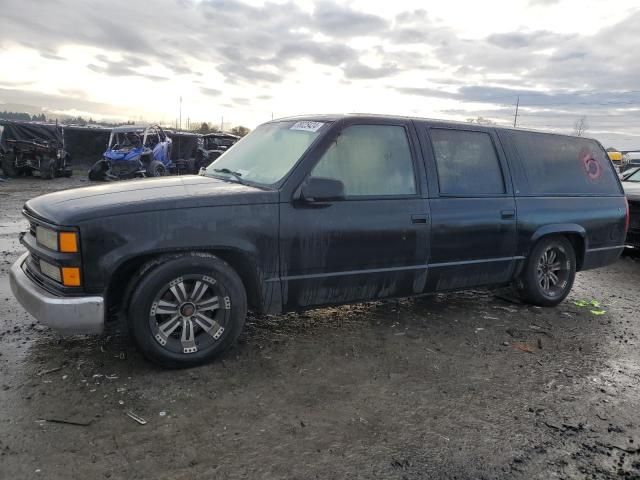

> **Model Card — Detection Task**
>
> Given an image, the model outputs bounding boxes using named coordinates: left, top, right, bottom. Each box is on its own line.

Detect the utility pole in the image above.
left=221, top=115, right=224, bottom=132
left=179, top=96, right=182, bottom=130
left=513, top=96, right=520, bottom=128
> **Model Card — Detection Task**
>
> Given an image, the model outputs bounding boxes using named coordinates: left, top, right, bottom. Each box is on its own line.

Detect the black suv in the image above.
left=10, top=115, right=627, bottom=367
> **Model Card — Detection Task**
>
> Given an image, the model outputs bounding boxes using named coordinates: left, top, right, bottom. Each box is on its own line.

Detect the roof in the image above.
left=111, top=125, right=148, bottom=132
left=202, top=132, right=240, bottom=139
left=268, top=113, right=599, bottom=142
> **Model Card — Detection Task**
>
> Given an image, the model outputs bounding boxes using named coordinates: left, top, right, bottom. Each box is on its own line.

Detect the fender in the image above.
left=530, top=223, right=586, bottom=245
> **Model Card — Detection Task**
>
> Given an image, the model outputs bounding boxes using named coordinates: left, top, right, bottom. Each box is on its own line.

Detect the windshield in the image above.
left=110, top=131, right=143, bottom=150
left=205, top=120, right=329, bottom=185
left=626, top=169, right=640, bottom=182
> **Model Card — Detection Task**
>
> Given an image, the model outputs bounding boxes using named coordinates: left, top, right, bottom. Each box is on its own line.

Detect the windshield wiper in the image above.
left=212, top=168, right=247, bottom=184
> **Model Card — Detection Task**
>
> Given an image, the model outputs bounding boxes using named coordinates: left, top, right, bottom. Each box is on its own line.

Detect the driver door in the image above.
left=279, top=120, right=430, bottom=309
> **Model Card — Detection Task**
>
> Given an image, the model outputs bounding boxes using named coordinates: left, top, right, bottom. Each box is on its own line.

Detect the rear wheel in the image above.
left=128, top=253, right=247, bottom=368
left=147, top=160, right=167, bottom=177
left=517, top=236, right=576, bottom=306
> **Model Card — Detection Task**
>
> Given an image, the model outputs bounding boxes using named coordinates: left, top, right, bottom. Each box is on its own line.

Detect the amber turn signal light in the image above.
left=59, top=232, right=78, bottom=253
left=61, top=267, right=81, bottom=287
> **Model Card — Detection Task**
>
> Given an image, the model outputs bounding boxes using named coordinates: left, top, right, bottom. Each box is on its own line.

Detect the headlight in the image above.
left=38, top=260, right=81, bottom=286
left=36, top=226, right=58, bottom=250
left=35, top=226, right=79, bottom=253
left=39, top=259, right=62, bottom=282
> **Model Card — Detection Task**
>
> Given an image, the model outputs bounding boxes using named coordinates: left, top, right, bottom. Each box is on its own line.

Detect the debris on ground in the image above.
left=126, top=412, right=147, bottom=425
left=513, top=342, right=535, bottom=354
left=41, top=418, right=93, bottom=427
left=36, top=366, right=63, bottom=376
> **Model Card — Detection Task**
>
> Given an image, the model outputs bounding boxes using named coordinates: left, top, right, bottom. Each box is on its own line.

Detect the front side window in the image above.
left=310, top=124, right=417, bottom=197
left=206, top=120, right=328, bottom=185
left=430, top=129, right=505, bottom=196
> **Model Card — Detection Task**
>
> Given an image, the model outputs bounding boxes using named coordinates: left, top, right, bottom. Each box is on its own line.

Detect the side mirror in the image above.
left=300, top=177, right=345, bottom=202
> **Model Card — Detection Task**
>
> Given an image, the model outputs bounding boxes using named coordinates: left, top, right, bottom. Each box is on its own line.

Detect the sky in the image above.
left=1, top=0, right=640, bottom=148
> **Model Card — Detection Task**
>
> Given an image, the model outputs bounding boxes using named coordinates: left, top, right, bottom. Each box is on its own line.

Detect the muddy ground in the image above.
left=0, top=175, right=639, bottom=479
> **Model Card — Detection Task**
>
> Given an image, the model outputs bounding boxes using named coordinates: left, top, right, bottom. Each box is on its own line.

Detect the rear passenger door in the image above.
left=419, top=125, right=518, bottom=291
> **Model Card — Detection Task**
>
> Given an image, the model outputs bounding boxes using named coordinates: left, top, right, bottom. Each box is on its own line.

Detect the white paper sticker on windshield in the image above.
left=290, top=121, right=325, bottom=132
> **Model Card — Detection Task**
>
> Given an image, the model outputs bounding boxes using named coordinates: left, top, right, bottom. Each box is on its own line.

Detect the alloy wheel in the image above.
left=149, top=274, right=230, bottom=355
left=536, top=246, right=570, bottom=297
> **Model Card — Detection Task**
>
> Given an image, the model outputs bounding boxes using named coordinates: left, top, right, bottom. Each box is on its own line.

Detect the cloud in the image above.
left=2, top=0, right=640, bottom=148
left=529, top=0, right=561, bottom=5
left=200, top=87, right=222, bottom=97
left=343, top=62, right=400, bottom=79
left=311, top=1, right=388, bottom=37
left=486, top=30, right=566, bottom=49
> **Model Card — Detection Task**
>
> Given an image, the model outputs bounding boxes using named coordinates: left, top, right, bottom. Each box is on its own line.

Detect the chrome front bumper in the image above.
left=9, top=252, right=104, bottom=335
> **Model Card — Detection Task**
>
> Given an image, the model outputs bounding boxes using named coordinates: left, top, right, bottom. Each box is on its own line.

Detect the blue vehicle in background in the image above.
left=88, top=124, right=172, bottom=181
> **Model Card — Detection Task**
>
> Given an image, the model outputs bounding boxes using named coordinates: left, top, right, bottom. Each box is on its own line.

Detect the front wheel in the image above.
left=146, top=160, right=167, bottom=177
left=517, top=236, right=576, bottom=306
left=88, top=160, right=108, bottom=181
left=128, top=253, right=247, bottom=368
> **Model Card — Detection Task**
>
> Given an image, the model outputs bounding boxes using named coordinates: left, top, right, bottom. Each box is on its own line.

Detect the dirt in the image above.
left=1, top=175, right=639, bottom=479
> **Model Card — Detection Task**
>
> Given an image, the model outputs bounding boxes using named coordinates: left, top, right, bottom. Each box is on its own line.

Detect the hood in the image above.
left=25, top=175, right=277, bottom=225
left=104, top=147, right=144, bottom=161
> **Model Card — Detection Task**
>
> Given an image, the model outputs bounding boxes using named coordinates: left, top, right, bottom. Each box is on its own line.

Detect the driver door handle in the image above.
left=411, top=214, right=429, bottom=224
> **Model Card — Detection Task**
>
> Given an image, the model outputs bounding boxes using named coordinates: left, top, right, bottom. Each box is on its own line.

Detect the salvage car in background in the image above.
left=166, top=130, right=200, bottom=174
left=88, top=125, right=172, bottom=181
left=622, top=168, right=640, bottom=248
left=621, top=151, right=640, bottom=172
left=195, top=132, right=239, bottom=169
left=0, top=121, right=72, bottom=179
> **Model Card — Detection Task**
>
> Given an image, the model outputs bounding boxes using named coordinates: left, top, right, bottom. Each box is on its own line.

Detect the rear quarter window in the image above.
left=509, top=130, right=619, bottom=195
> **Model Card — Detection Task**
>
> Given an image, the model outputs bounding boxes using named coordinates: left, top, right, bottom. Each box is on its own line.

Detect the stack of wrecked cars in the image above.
left=195, top=132, right=240, bottom=169
left=0, top=121, right=72, bottom=179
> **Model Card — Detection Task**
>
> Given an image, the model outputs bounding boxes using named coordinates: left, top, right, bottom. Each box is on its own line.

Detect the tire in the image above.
left=128, top=253, right=247, bottom=368
left=186, top=158, right=196, bottom=174
left=147, top=160, right=167, bottom=177
left=88, top=160, right=108, bottom=181
left=1, top=152, right=18, bottom=178
left=517, top=236, right=576, bottom=307
left=40, top=158, right=56, bottom=180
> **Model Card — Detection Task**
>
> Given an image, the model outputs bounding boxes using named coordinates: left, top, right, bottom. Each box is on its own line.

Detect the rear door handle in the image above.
left=411, top=214, right=429, bottom=224
left=501, top=209, right=515, bottom=219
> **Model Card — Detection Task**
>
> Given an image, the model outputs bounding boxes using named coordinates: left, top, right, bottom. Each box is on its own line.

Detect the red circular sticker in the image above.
left=579, top=148, right=601, bottom=182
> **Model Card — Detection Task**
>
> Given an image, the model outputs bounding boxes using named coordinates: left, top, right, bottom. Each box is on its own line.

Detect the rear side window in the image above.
left=311, top=124, right=417, bottom=196
left=430, top=129, right=505, bottom=195
left=509, top=131, right=619, bottom=195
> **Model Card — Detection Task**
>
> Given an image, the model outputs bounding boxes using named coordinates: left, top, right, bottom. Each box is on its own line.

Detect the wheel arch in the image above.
left=105, top=248, right=264, bottom=322
left=529, top=224, right=586, bottom=271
